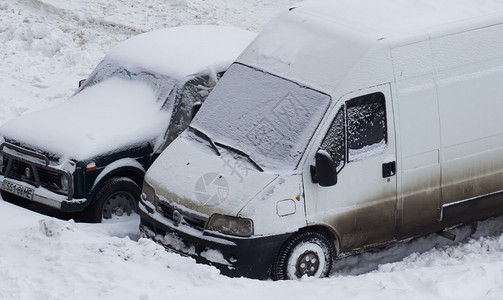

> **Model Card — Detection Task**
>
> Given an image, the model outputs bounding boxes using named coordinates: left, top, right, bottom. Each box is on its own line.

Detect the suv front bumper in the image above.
left=1, top=175, right=87, bottom=212
left=0, top=142, right=87, bottom=212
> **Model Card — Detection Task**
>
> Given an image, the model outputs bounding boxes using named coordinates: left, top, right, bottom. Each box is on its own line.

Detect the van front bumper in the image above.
left=138, top=200, right=291, bottom=279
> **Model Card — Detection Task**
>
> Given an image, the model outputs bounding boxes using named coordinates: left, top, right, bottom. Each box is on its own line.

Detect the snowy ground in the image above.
left=0, top=0, right=295, bottom=126
left=2, top=1, right=503, bottom=299
left=3, top=200, right=503, bottom=300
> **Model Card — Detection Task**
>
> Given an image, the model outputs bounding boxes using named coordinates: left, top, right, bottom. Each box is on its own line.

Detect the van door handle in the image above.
left=382, top=161, right=396, bottom=178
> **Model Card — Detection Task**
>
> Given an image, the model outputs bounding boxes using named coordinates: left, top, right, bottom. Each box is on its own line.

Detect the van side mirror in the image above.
left=315, top=150, right=337, bottom=187
left=191, top=102, right=202, bottom=120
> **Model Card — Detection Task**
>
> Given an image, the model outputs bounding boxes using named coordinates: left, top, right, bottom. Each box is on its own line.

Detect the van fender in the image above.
left=87, top=158, right=146, bottom=200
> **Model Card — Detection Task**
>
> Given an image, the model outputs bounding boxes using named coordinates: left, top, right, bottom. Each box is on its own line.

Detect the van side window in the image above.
left=346, top=92, right=387, bottom=161
left=319, top=92, right=387, bottom=170
left=320, top=107, right=346, bottom=171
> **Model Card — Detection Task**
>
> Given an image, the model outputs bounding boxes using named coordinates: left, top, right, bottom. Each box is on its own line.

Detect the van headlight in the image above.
left=206, top=214, right=253, bottom=237
left=142, top=180, right=156, bottom=204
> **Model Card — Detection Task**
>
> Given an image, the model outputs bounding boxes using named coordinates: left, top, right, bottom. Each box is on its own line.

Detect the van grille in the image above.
left=157, top=199, right=207, bottom=230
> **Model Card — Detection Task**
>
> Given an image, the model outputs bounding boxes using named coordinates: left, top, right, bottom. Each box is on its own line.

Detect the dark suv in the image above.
left=0, top=25, right=255, bottom=222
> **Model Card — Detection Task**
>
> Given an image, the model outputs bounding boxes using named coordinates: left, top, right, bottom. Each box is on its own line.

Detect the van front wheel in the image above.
left=272, top=231, right=335, bottom=280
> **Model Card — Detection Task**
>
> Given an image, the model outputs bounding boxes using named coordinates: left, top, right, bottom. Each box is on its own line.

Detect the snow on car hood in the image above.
left=145, top=132, right=278, bottom=218
left=0, top=77, right=170, bottom=161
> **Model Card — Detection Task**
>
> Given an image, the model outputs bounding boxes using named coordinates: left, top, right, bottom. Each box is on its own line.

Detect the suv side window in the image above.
left=319, top=92, right=387, bottom=170
left=182, top=75, right=214, bottom=105
left=160, top=74, right=221, bottom=152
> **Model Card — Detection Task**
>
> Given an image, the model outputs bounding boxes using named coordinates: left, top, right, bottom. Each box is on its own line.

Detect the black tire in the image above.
left=272, top=231, right=335, bottom=280
left=85, top=177, right=140, bottom=223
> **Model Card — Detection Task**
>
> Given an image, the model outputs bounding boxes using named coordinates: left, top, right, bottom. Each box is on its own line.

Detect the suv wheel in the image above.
left=87, top=177, right=140, bottom=223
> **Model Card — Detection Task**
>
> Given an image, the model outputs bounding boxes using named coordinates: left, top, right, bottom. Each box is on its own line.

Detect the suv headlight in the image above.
left=142, top=180, right=156, bottom=204
left=60, top=174, right=70, bottom=191
left=206, top=214, right=253, bottom=237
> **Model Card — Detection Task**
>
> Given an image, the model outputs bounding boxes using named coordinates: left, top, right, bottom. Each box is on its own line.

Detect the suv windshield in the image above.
left=79, top=59, right=176, bottom=104
left=191, top=63, right=331, bottom=170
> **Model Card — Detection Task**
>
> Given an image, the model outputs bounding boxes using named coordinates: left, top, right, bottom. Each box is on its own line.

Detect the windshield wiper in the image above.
left=189, top=126, right=220, bottom=156
left=214, top=141, right=264, bottom=172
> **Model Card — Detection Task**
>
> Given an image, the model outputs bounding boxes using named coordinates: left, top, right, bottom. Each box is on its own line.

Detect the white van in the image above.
left=139, top=0, right=503, bottom=279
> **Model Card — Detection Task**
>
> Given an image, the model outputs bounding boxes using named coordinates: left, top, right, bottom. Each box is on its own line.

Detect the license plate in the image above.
left=1, top=179, right=34, bottom=200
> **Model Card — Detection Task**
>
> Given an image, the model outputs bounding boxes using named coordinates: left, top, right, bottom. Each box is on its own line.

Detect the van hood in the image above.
left=0, top=78, right=170, bottom=161
left=145, top=132, right=280, bottom=218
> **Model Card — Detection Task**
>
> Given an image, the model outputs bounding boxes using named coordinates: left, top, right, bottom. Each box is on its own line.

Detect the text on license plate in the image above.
left=1, top=180, right=34, bottom=200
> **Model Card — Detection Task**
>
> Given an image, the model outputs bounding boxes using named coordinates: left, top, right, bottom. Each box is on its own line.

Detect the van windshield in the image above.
left=191, top=63, right=331, bottom=170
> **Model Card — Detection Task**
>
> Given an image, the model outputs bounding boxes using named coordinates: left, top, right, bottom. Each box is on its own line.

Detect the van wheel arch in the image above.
left=301, top=225, right=341, bottom=255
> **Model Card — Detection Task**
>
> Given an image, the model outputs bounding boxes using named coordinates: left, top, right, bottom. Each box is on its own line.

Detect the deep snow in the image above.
left=3, top=199, right=503, bottom=300
left=2, top=0, right=503, bottom=299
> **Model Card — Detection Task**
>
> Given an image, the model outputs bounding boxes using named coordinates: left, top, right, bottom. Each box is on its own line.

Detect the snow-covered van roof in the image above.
left=292, top=0, right=503, bottom=41
left=106, top=25, right=256, bottom=79
left=238, top=0, right=503, bottom=93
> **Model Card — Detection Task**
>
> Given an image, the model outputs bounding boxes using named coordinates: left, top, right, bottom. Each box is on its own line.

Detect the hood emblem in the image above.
left=172, top=210, right=182, bottom=226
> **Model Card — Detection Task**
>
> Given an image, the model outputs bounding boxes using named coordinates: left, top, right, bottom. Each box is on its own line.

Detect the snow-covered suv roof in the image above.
left=0, top=25, right=256, bottom=161
left=105, top=25, right=256, bottom=79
